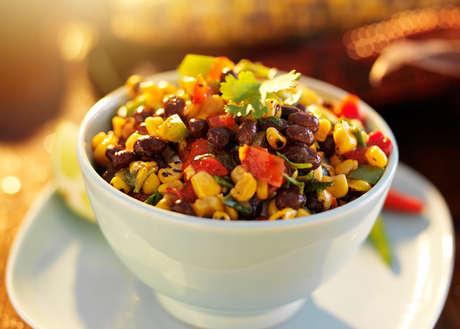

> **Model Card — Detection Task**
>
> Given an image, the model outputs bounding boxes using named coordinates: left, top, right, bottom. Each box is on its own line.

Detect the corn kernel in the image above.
left=142, top=172, right=161, bottom=194
left=335, top=159, right=358, bottom=176
left=191, top=171, right=222, bottom=198
left=268, top=199, right=279, bottom=216
left=213, top=211, right=232, bottom=220
left=192, top=196, right=224, bottom=217
left=156, top=193, right=178, bottom=211
left=125, top=132, right=143, bottom=151
left=158, top=80, right=178, bottom=94
left=93, top=133, right=119, bottom=168
left=256, top=179, right=269, bottom=200
left=322, top=174, right=348, bottom=198
left=92, top=132, right=107, bottom=150
left=291, top=167, right=298, bottom=179
left=145, top=116, right=164, bottom=137
left=306, top=104, right=323, bottom=119
left=179, top=76, right=196, bottom=96
left=330, top=153, right=344, bottom=168
left=268, top=208, right=297, bottom=220
left=313, top=165, right=323, bottom=181
left=110, top=176, right=131, bottom=193
left=264, top=98, right=281, bottom=118
left=126, top=74, right=143, bottom=99
left=231, top=165, right=247, bottom=184
left=361, top=130, right=369, bottom=143
left=347, top=178, right=372, bottom=192
left=158, top=161, right=183, bottom=183
left=230, top=172, right=257, bottom=202
left=266, top=127, right=287, bottom=150
left=121, top=117, right=136, bottom=139
left=185, top=100, right=201, bottom=121
left=140, top=81, right=163, bottom=109
left=333, top=122, right=357, bottom=155
left=317, top=190, right=333, bottom=210
left=296, top=208, right=311, bottom=217
left=201, top=94, right=225, bottom=115
left=112, top=116, right=125, bottom=137
left=365, top=145, right=388, bottom=167
left=314, top=119, right=332, bottom=142
left=225, top=205, right=239, bottom=220
left=157, top=180, right=184, bottom=194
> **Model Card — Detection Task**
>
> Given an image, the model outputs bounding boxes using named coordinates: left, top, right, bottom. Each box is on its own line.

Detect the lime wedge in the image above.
left=51, top=120, right=96, bottom=223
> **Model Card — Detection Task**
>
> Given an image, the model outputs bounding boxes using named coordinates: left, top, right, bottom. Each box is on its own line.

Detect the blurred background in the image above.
left=1, top=0, right=460, bottom=327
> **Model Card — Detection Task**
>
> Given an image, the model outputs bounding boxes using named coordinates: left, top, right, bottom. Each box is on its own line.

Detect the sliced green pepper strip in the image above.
left=178, top=54, right=215, bottom=77
left=368, top=214, right=393, bottom=267
left=222, top=194, right=252, bottom=214
left=351, top=126, right=367, bottom=148
left=276, top=152, right=313, bottom=169
left=214, top=175, right=234, bottom=189
left=258, top=116, right=282, bottom=126
left=145, top=188, right=163, bottom=206
left=283, top=173, right=305, bottom=192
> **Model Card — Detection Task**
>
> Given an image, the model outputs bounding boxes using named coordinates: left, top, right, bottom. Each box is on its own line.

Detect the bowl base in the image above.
left=155, top=292, right=306, bottom=329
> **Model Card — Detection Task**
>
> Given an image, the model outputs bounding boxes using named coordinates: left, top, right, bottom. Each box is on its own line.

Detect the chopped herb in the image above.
left=258, top=116, right=282, bottom=126
left=145, top=188, right=163, bottom=206
left=276, top=152, right=313, bottom=169
left=348, top=165, right=385, bottom=185
left=214, top=175, right=234, bottom=189
left=122, top=171, right=137, bottom=189
left=304, top=180, right=334, bottom=194
left=283, top=173, right=305, bottom=192
left=222, top=194, right=252, bottom=214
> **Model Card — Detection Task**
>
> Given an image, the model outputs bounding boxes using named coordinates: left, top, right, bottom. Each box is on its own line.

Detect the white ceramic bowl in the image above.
left=76, top=71, right=398, bottom=329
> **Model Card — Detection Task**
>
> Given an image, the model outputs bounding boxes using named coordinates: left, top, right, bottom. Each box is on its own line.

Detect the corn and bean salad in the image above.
left=91, top=54, right=393, bottom=221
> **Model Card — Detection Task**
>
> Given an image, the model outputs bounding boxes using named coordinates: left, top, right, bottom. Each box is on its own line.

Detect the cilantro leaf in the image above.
left=304, top=180, right=334, bottom=194
left=248, top=95, right=269, bottom=119
left=348, top=165, right=384, bottom=185
left=283, top=173, right=305, bottom=192
left=260, top=70, right=301, bottom=103
left=145, top=188, right=163, bottom=206
left=225, top=103, right=252, bottom=118
left=220, top=71, right=260, bottom=103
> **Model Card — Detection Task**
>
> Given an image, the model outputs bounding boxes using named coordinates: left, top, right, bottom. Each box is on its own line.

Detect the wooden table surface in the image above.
left=1, top=35, right=459, bottom=329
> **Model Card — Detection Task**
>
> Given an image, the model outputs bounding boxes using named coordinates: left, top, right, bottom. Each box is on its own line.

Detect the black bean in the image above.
left=133, top=106, right=152, bottom=124
left=220, top=69, right=238, bottom=84
left=281, top=105, right=301, bottom=120
left=258, top=118, right=289, bottom=134
left=214, top=148, right=239, bottom=173
left=105, top=145, right=124, bottom=161
left=207, top=126, right=236, bottom=150
left=285, top=125, right=315, bottom=146
left=171, top=199, right=196, bottom=216
left=276, top=185, right=306, bottom=210
left=112, top=150, right=138, bottom=169
left=137, top=122, right=149, bottom=135
left=281, top=144, right=321, bottom=170
left=102, top=167, right=117, bottom=183
left=133, top=135, right=167, bottom=158
left=318, top=135, right=335, bottom=156
left=188, top=118, right=210, bottom=139
left=238, top=196, right=263, bottom=220
left=236, top=119, right=258, bottom=145
left=296, top=103, right=307, bottom=112
left=164, top=95, right=185, bottom=119
left=152, top=154, right=168, bottom=169
left=306, top=192, right=323, bottom=213
left=287, top=112, right=319, bottom=132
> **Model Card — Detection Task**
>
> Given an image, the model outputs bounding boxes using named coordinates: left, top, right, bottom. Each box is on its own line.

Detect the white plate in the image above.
left=6, top=163, right=454, bottom=329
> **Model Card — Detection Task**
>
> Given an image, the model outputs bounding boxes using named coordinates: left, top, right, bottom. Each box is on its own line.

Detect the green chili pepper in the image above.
left=222, top=194, right=252, bottom=214
left=368, top=214, right=393, bottom=267
left=276, top=152, right=313, bottom=169
left=214, top=175, right=234, bottom=189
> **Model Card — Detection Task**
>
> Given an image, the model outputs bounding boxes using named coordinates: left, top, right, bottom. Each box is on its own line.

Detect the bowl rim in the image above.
left=76, top=70, right=399, bottom=230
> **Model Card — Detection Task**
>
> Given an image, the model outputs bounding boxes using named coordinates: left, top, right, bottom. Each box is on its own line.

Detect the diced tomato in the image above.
left=367, top=130, right=393, bottom=156
left=331, top=197, right=338, bottom=209
left=180, top=183, right=198, bottom=203
left=182, top=139, right=212, bottom=170
left=186, top=156, right=228, bottom=180
left=207, top=57, right=235, bottom=81
left=165, top=187, right=183, bottom=200
left=239, top=145, right=285, bottom=188
left=193, top=74, right=210, bottom=103
left=335, top=94, right=365, bottom=123
left=178, top=137, right=197, bottom=162
left=342, top=147, right=367, bottom=164
left=267, top=184, right=278, bottom=197
left=383, top=187, right=424, bottom=213
left=207, top=113, right=235, bottom=128
left=256, top=215, right=268, bottom=221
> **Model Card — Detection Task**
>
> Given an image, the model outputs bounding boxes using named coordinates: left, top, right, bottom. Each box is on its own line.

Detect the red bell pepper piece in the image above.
left=383, top=187, right=424, bottom=213
left=207, top=56, right=235, bottom=81
left=239, top=145, right=285, bottom=188
left=165, top=183, right=198, bottom=203
left=335, top=94, right=365, bottom=123
left=187, top=156, right=228, bottom=180
left=367, top=130, right=393, bottom=156
left=182, top=139, right=212, bottom=170
left=193, top=74, right=210, bottom=103
left=207, top=113, right=235, bottom=128
left=342, top=147, right=367, bottom=164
